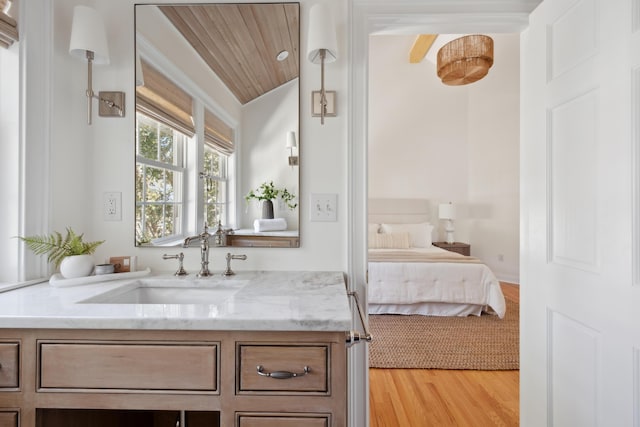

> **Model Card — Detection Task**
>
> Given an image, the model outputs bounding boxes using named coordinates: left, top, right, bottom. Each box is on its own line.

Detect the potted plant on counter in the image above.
left=245, top=181, right=297, bottom=219
left=17, top=227, right=104, bottom=278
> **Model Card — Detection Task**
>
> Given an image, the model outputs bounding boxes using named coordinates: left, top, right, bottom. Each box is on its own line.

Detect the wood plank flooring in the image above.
left=369, top=283, right=520, bottom=427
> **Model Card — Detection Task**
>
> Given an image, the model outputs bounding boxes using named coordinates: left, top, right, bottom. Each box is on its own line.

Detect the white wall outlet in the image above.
left=310, top=193, right=337, bottom=222
left=103, top=191, right=122, bottom=221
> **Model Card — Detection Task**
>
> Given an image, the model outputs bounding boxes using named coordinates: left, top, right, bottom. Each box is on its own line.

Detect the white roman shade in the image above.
left=135, top=59, right=195, bottom=137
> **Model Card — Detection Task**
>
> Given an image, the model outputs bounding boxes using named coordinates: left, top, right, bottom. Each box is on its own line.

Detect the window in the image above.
left=135, top=113, right=186, bottom=245
left=202, top=145, right=229, bottom=227
left=135, top=60, right=235, bottom=244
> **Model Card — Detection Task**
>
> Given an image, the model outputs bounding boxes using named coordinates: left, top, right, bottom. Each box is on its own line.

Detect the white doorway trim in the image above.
left=347, top=1, right=541, bottom=425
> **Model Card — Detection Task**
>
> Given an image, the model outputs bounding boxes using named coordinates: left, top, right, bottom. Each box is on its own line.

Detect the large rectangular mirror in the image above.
left=135, top=3, right=300, bottom=248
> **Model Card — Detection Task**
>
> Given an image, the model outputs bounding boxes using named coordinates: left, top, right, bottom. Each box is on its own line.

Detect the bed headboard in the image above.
left=368, top=198, right=431, bottom=224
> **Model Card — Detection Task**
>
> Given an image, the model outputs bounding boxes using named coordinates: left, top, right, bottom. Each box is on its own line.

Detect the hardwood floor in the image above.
left=369, top=283, right=520, bottom=427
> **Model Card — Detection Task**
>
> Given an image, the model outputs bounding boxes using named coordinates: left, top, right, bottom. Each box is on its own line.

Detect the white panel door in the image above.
left=521, top=0, right=639, bottom=425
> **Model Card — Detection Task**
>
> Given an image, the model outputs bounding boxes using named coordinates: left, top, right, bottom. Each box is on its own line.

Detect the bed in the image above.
left=367, top=199, right=506, bottom=318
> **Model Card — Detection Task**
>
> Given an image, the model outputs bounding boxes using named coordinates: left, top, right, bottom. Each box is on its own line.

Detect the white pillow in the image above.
left=368, top=223, right=381, bottom=234
left=368, top=231, right=410, bottom=249
left=380, top=222, right=433, bottom=248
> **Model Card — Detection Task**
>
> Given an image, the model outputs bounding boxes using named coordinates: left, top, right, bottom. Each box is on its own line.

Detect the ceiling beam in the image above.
left=409, top=34, right=437, bottom=63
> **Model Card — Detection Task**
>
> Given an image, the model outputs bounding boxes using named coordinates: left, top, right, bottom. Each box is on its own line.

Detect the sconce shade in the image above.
left=135, top=50, right=144, bottom=86
left=437, top=35, right=493, bottom=86
left=438, top=203, right=456, bottom=220
left=286, top=131, right=297, bottom=149
left=69, top=5, right=110, bottom=65
left=306, top=4, right=337, bottom=64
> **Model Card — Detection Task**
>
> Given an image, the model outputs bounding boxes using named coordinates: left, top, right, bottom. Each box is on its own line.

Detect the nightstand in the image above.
left=433, top=241, right=471, bottom=256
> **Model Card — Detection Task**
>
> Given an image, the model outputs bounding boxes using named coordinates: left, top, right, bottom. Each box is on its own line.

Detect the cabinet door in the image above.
left=0, top=411, right=18, bottom=427
left=0, top=343, right=19, bottom=389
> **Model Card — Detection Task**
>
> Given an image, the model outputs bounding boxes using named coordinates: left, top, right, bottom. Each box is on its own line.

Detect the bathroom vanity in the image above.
left=0, top=271, right=352, bottom=427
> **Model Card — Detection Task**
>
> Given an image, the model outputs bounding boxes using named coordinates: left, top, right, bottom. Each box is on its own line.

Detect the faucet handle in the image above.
left=162, top=252, right=188, bottom=276
left=223, top=253, right=247, bottom=276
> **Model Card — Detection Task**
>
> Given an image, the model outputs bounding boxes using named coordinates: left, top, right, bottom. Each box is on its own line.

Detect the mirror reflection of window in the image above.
left=135, top=113, right=186, bottom=245
left=202, top=146, right=228, bottom=227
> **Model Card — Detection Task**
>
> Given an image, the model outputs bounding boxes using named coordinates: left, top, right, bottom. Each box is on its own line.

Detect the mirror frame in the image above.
left=134, top=3, right=301, bottom=248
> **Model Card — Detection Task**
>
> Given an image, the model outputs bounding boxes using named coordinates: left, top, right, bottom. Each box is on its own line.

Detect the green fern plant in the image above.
left=17, top=227, right=104, bottom=268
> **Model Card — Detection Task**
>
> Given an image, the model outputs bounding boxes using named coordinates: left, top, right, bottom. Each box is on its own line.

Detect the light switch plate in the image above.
left=310, top=193, right=337, bottom=222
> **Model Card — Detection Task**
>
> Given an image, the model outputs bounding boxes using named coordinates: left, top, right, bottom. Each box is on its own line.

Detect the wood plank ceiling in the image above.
left=159, top=4, right=299, bottom=105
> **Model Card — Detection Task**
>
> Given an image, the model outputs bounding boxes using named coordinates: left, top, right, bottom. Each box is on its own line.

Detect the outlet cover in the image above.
left=310, top=193, right=337, bottom=222
left=103, top=191, right=122, bottom=221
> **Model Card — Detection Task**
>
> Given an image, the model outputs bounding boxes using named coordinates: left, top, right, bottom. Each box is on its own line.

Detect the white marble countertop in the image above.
left=0, top=271, right=351, bottom=331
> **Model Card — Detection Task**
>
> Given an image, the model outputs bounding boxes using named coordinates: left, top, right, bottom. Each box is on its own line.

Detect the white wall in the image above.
left=467, top=34, right=520, bottom=283
left=44, top=0, right=348, bottom=274
left=240, top=79, right=299, bottom=230
left=368, top=34, right=520, bottom=282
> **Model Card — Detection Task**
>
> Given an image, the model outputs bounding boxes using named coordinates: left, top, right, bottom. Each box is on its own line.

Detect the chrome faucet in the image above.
left=162, top=252, right=188, bottom=276
left=223, top=252, right=247, bottom=276
left=183, top=224, right=213, bottom=277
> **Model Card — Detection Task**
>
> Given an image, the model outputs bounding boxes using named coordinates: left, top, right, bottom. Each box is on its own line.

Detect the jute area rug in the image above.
left=368, top=300, right=519, bottom=370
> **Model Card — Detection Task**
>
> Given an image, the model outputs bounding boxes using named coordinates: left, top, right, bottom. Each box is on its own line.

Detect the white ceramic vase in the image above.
left=59, top=254, right=94, bottom=279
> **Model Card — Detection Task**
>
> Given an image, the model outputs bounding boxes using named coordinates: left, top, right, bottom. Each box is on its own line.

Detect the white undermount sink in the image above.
left=79, top=277, right=246, bottom=305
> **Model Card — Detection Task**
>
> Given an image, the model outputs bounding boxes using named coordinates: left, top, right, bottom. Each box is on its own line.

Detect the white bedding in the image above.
left=368, top=246, right=506, bottom=318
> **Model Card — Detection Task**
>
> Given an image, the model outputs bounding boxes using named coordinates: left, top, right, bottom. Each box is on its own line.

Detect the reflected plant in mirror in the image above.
left=135, top=3, right=300, bottom=248
left=245, top=181, right=298, bottom=220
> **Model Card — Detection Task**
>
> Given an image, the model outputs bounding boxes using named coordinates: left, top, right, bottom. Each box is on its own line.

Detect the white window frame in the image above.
left=135, top=113, right=188, bottom=245
left=201, top=144, right=230, bottom=228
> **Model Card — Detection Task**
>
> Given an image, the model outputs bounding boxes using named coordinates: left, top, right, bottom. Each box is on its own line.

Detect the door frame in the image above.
left=347, top=1, right=542, bottom=425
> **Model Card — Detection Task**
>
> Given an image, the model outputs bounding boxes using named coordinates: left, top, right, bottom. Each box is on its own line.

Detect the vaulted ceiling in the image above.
left=159, top=4, right=299, bottom=105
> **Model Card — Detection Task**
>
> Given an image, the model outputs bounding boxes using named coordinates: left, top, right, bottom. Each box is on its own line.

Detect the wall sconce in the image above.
left=69, top=5, right=125, bottom=125
left=438, top=202, right=456, bottom=244
left=286, top=131, right=298, bottom=166
left=135, top=50, right=145, bottom=87
left=306, top=4, right=337, bottom=125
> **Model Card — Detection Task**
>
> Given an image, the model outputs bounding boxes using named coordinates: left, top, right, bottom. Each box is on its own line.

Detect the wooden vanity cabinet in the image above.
left=0, top=341, right=20, bottom=427
left=0, top=329, right=346, bottom=427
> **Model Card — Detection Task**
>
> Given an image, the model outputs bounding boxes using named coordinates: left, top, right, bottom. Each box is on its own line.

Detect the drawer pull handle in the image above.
left=256, top=365, right=310, bottom=379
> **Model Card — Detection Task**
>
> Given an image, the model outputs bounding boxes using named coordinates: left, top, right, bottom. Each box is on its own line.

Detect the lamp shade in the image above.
left=439, top=203, right=456, bottom=220
left=69, top=5, right=110, bottom=65
left=135, top=50, right=144, bottom=86
left=306, top=4, right=337, bottom=64
left=286, top=131, right=297, bottom=149
left=437, top=35, right=493, bottom=86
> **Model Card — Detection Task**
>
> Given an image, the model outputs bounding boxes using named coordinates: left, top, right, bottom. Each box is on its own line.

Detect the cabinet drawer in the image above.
left=238, top=345, right=328, bottom=394
left=237, top=413, right=328, bottom=427
left=0, top=411, right=17, bottom=427
left=39, top=341, right=218, bottom=392
left=0, top=343, right=19, bottom=389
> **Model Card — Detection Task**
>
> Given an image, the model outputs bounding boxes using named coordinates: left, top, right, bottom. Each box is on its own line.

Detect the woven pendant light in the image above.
left=437, top=35, right=494, bottom=86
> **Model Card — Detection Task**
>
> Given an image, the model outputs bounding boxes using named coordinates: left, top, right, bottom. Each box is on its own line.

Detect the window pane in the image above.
left=165, top=170, right=174, bottom=202
left=137, top=115, right=158, bottom=160
left=204, top=149, right=222, bottom=176
left=144, top=166, right=164, bottom=202
left=135, top=164, right=144, bottom=201
left=159, top=124, right=174, bottom=164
